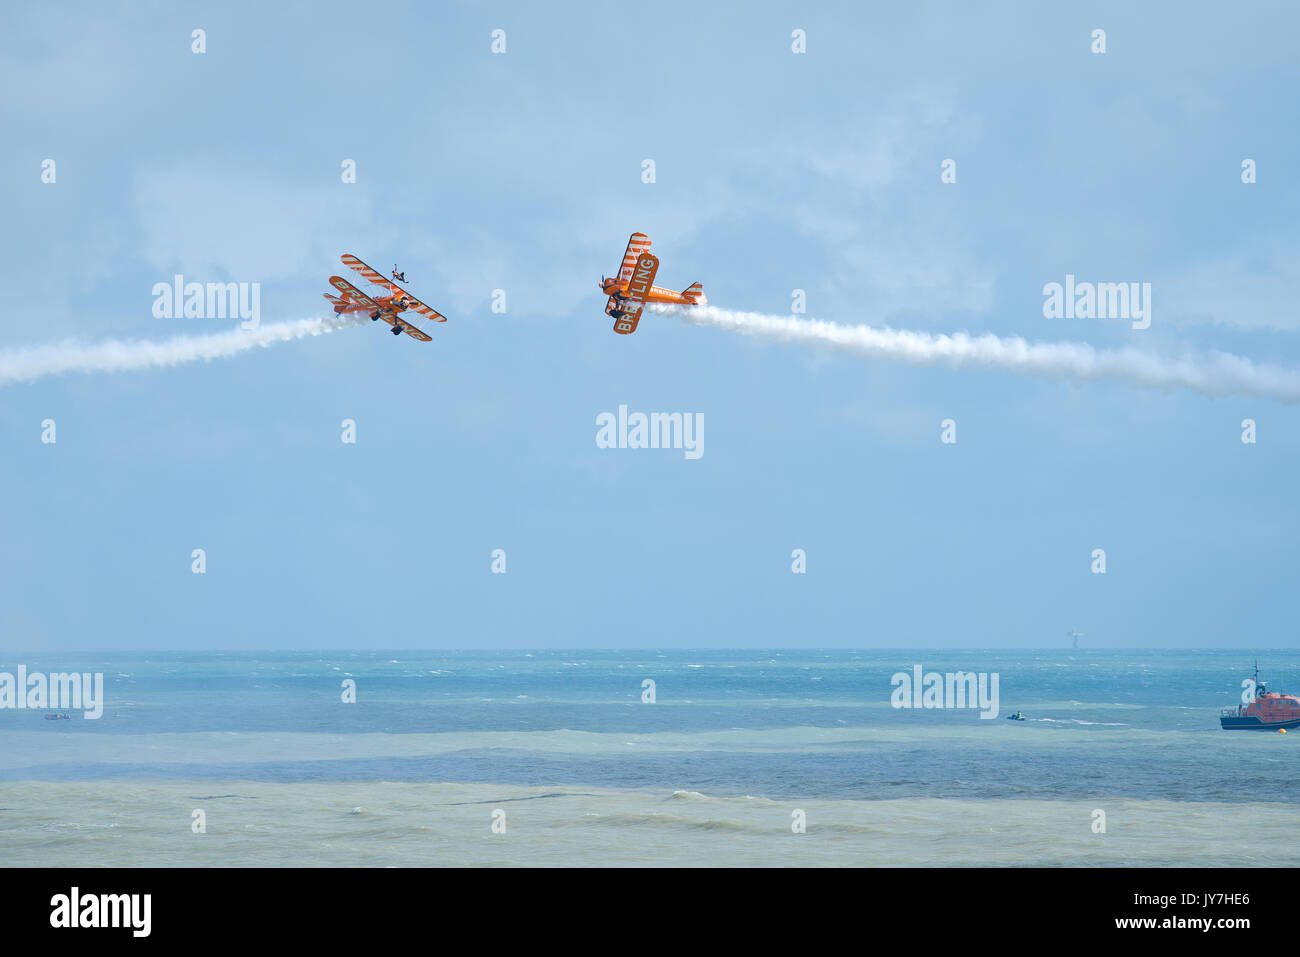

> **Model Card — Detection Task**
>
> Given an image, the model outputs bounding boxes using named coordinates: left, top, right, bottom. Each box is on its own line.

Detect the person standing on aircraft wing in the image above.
left=391, top=265, right=407, bottom=283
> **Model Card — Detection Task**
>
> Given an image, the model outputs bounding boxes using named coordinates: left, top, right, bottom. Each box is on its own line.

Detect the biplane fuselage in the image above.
left=600, top=232, right=705, bottom=335
left=600, top=276, right=698, bottom=307
left=329, top=292, right=410, bottom=320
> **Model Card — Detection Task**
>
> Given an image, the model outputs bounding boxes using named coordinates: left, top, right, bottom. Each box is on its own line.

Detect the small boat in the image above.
left=1006, top=711, right=1026, bottom=721
left=1220, top=662, right=1300, bottom=730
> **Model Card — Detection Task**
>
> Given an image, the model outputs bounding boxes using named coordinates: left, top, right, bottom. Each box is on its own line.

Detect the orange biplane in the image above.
left=323, top=254, right=447, bottom=342
left=599, top=232, right=705, bottom=335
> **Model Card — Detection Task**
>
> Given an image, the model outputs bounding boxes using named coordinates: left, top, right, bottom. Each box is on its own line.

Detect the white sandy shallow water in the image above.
left=3, top=780, right=1297, bottom=867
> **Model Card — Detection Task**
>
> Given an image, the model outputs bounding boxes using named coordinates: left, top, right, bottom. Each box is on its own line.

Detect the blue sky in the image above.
left=2, top=1, right=1298, bottom=649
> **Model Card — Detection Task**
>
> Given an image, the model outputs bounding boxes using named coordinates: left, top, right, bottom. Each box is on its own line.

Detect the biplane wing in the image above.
left=624, top=252, right=660, bottom=302
left=399, top=297, right=447, bottom=323
left=341, top=254, right=448, bottom=323
left=610, top=301, right=643, bottom=335
left=616, top=232, right=652, bottom=283
left=327, top=275, right=378, bottom=308
left=392, top=319, right=433, bottom=342
left=341, top=254, right=402, bottom=294
left=370, top=309, right=433, bottom=342
left=606, top=294, right=644, bottom=334
left=605, top=252, right=658, bottom=334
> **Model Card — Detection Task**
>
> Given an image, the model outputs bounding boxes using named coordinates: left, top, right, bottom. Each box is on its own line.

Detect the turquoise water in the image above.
left=1, top=649, right=1296, bottom=865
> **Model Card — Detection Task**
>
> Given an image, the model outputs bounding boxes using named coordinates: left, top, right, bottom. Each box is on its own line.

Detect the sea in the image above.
left=1, top=648, right=1296, bottom=867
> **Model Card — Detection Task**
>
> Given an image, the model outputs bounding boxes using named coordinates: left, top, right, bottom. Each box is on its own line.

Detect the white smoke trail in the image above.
left=652, top=304, right=1300, bottom=402
left=0, top=315, right=362, bottom=388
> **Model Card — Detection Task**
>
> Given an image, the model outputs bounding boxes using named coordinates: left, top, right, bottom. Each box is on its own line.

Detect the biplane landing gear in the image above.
left=391, top=324, right=403, bottom=336
left=370, top=311, right=380, bottom=320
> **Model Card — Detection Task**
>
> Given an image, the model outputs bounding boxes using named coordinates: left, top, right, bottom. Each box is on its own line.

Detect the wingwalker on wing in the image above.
left=322, top=254, right=448, bottom=342
left=598, top=232, right=706, bottom=334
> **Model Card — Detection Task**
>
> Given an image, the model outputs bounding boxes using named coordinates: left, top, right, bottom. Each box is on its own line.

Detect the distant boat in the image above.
left=1221, top=661, right=1300, bottom=730
left=43, top=713, right=70, bottom=721
left=1006, top=711, right=1026, bottom=721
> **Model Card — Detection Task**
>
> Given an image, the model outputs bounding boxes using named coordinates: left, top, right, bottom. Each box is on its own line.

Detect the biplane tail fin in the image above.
left=681, top=282, right=706, bottom=305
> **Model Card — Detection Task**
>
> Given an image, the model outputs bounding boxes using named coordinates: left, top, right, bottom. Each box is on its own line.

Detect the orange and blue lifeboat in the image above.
left=1221, top=674, right=1300, bottom=730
